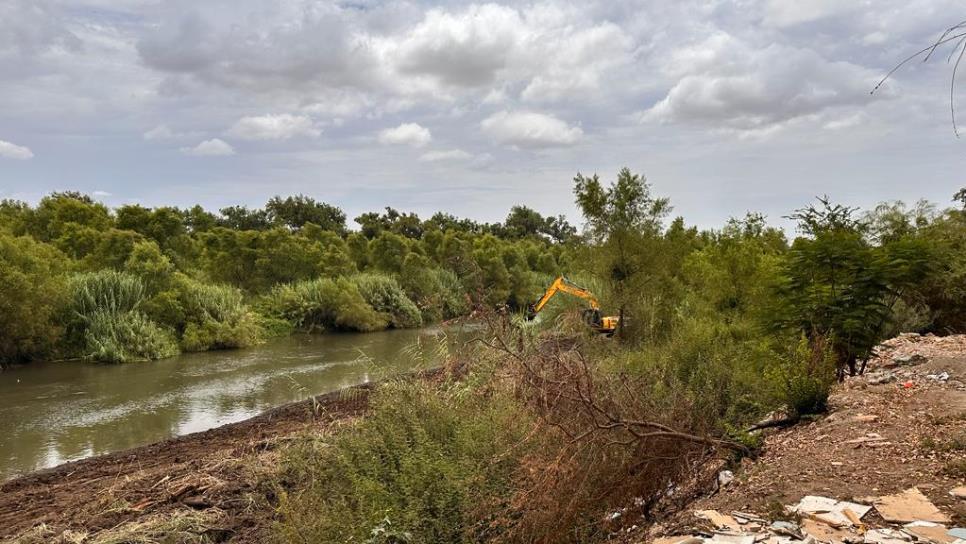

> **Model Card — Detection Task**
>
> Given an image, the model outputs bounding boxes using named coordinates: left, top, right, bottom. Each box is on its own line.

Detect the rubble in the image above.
left=872, top=488, right=951, bottom=524
left=950, top=487, right=966, bottom=500
left=651, top=489, right=959, bottom=544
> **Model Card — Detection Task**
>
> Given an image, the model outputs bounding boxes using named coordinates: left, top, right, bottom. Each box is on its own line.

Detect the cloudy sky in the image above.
left=1, top=0, right=964, bottom=229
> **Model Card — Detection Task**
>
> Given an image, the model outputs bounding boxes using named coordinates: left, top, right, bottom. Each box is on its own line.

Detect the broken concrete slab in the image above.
left=770, top=521, right=804, bottom=539
left=653, top=536, right=704, bottom=544
left=709, top=533, right=756, bottom=544
left=903, top=521, right=957, bottom=544
left=866, top=528, right=912, bottom=544
left=801, top=518, right=858, bottom=544
left=873, top=488, right=951, bottom=524
left=949, top=487, right=966, bottom=500
left=790, top=496, right=872, bottom=527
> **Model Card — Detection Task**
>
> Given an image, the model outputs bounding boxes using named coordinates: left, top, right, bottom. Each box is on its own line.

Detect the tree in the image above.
left=955, top=187, right=966, bottom=209
left=779, top=197, right=930, bottom=379
left=219, top=205, right=270, bottom=231
left=266, top=194, right=346, bottom=234
left=0, top=232, right=68, bottom=366
left=573, top=168, right=671, bottom=337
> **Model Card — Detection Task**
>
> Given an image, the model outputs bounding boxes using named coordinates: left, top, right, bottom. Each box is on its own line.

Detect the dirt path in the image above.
left=0, top=385, right=374, bottom=543
left=641, top=333, right=966, bottom=542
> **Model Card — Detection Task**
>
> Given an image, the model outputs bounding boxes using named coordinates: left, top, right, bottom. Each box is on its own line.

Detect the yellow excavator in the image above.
left=526, top=276, right=620, bottom=335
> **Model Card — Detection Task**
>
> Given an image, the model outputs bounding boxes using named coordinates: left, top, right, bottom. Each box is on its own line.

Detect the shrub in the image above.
left=67, top=270, right=179, bottom=362
left=263, top=277, right=387, bottom=332
left=351, top=273, right=422, bottom=328
left=273, top=380, right=534, bottom=544
left=83, top=309, right=178, bottom=363
left=766, top=334, right=836, bottom=417
left=179, top=281, right=261, bottom=351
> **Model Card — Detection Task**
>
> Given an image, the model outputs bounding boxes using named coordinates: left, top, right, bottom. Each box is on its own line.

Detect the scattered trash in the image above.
left=889, top=354, right=927, bottom=367
left=852, top=414, right=879, bottom=423
left=865, top=528, right=912, bottom=544
left=695, top=510, right=743, bottom=532
left=872, top=488, right=951, bottom=524
left=950, top=487, right=966, bottom=500
left=902, top=521, right=957, bottom=544
left=902, top=381, right=916, bottom=389
left=719, top=470, right=735, bottom=487
left=867, top=372, right=896, bottom=385
left=925, top=372, right=950, bottom=382
left=709, top=534, right=756, bottom=544
left=801, top=518, right=856, bottom=544
left=790, top=495, right=871, bottom=527
left=770, top=521, right=804, bottom=539
left=947, top=528, right=966, bottom=541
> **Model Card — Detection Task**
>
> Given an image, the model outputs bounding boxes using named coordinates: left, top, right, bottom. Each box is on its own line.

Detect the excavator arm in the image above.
left=528, top=276, right=619, bottom=335
left=530, top=276, right=600, bottom=314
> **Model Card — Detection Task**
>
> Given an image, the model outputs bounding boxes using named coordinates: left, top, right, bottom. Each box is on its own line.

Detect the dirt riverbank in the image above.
left=0, top=383, right=378, bottom=543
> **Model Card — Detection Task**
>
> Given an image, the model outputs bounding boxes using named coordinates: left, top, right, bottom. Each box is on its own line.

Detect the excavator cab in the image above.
left=527, top=276, right=619, bottom=335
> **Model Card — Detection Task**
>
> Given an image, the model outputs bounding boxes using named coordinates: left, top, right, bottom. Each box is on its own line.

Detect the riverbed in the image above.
left=0, top=325, right=468, bottom=480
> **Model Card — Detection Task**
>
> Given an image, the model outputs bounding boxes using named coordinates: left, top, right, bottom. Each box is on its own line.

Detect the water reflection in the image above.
left=0, top=326, right=468, bottom=480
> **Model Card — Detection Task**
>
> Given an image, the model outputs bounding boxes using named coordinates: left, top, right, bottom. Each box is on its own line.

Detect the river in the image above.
left=0, top=325, right=472, bottom=481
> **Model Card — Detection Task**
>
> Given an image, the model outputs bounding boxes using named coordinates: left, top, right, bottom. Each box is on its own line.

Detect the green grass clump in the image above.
left=83, top=309, right=178, bottom=363
left=351, top=273, right=423, bottom=329
left=273, top=380, right=535, bottom=544
left=263, top=277, right=387, bottom=332
left=67, top=270, right=178, bottom=363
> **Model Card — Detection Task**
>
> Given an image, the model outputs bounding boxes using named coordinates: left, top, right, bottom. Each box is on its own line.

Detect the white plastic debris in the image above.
left=719, top=470, right=735, bottom=487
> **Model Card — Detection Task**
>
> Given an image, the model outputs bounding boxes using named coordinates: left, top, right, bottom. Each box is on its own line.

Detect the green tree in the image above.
left=266, top=194, right=346, bottom=234
left=779, top=197, right=930, bottom=379
left=573, top=168, right=671, bottom=337
left=0, top=232, right=68, bottom=365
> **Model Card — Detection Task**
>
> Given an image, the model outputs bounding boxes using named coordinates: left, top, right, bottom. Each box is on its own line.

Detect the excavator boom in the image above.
left=528, top=276, right=619, bottom=335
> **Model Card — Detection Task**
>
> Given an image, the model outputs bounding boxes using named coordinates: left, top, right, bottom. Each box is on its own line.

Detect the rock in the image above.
left=893, top=354, right=926, bottom=366
left=872, top=488, right=951, bottom=524
left=949, top=486, right=966, bottom=500
left=719, top=470, right=735, bottom=487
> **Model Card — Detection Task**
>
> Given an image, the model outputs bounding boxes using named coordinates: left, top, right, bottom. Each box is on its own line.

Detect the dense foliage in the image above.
left=271, top=177, right=966, bottom=544
left=0, top=193, right=568, bottom=365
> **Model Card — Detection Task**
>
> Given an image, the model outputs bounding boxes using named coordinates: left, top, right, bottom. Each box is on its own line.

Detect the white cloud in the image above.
left=92, top=190, right=112, bottom=197
left=0, top=140, right=34, bottom=160
left=480, top=111, right=582, bottom=148
left=420, top=149, right=473, bottom=162
left=227, top=114, right=321, bottom=141
left=393, top=4, right=522, bottom=88
left=641, top=32, right=879, bottom=133
left=378, top=122, right=432, bottom=147
left=180, top=138, right=235, bottom=156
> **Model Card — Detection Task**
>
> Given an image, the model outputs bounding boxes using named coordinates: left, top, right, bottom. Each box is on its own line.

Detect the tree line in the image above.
left=0, top=193, right=574, bottom=366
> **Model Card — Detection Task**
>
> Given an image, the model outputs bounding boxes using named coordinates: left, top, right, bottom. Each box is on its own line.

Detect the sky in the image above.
left=0, top=0, right=964, bottom=230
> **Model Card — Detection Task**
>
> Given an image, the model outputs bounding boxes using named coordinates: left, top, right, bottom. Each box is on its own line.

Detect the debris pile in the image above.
left=862, top=334, right=966, bottom=391
left=650, top=487, right=964, bottom=544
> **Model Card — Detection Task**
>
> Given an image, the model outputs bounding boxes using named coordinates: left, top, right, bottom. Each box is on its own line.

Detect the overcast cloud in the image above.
left=0, top=0, right=964, bottom=230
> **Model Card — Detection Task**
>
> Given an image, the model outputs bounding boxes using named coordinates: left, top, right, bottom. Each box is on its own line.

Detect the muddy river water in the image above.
left=0, top=325, right=472, bottom=481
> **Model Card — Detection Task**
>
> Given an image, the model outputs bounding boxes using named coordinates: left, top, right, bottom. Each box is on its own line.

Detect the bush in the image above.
left=351, top=273, right=423, bottom=328
left=263, top=277, right=387, bottom=332
left=67, top=270, right=179, bottom=362
left=273, top=380, right=534, bottom=544
left=179, top=280, right=261, bottom=351
left=83, top=309, right=179, bottom=363
left=766, top=334, right=836, bottom=417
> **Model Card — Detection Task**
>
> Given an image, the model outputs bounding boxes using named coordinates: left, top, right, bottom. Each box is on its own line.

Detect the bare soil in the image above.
left=0, top=385, right=375, bottom=543
left=644, top=334, right=966, bottom=541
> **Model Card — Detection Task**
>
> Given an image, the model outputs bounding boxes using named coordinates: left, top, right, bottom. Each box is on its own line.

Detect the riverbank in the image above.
left=626, top=333, right=966, bottom=543
left=0, top=378, right=392, bottom=543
